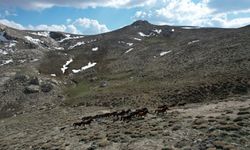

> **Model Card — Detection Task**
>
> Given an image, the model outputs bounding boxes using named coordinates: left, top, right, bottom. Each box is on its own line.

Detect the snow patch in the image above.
left=30, top=31, right=49, bottom=37
left=25, top=36, right=42, bottom=45
left=59, top=34, right=84, bottom=43
left=72, top=62, right=97, bottom=73
left=125, top=48, right=134, bottom=54
left=134, top=38, right=142, bottom=41
left=9, top=42, right=16, bottom=48
left=153, top=29, right=162, bottom=34
left=61, top=58, right=73, bottom=74
left=188, top=40, right=200, bottom=45
left=160, top=51, right=172, bottom=56
left=0, top=49, right=8, bottom=55
left=86, top=39, right=97, bottom=43
left=0, top=32, right=8, bottom=42
left=30, top=59, right=39, bottom=62
left=8, top=41, right=17, bottom=48
left=69, top=41, right=85, bottom=49
left=54, top=47, right=64, bottom=50
left=3, top=41, right=17, bottom=49
left=138, top=32, right=151, bottom=37
left=18, top=60, right=26, bottom=63
left=118, top=41, right=125, bottom=44
left=127, top=43, right=134, bottom=46
left=92, top=47, right=99, bottom=51
left=171, top=29, right=175, bottom=32
left=0, top=59, right=13, bottom=66
left=51, top=74, right=56, bottom=77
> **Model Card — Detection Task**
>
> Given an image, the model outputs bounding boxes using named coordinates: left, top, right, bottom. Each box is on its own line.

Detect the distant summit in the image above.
left=131, top=20, right=152, bottom=26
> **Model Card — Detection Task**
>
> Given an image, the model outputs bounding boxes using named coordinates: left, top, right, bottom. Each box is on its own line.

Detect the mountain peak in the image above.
left=131, top=20, right=152, bottom=26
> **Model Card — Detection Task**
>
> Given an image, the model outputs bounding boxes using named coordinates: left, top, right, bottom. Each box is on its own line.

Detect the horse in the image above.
left=155, top=105, right=168, bottom=114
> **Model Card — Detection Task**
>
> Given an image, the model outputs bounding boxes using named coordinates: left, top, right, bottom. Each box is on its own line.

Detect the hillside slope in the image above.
left=1, top=20, right=250, bottom=116
left=0, top=20, right=250, bottom=149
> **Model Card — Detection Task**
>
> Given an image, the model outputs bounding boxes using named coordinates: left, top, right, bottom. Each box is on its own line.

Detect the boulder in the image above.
left=41, top=83, right=53, bottom=93
left=24, top=85, right=40, bottom=94
left=14, top=74, right=29, bottom=83
left=29, top=77, right=39, bottom=85
left=49, top=32, right=66, bottom=41
left=100, top=81, right=108, bottom=88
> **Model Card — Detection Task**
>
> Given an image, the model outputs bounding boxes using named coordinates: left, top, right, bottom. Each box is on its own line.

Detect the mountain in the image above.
left=0, top=20, right=250, bottom=149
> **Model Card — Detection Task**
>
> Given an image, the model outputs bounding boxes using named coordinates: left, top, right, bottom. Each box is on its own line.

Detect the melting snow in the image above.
left=188, top=40, right=200, bottom=45
left=138, top=32, right=151, bottom=37
left=61, top=58, right=73, bottom=74
left=9, top=42, right=16, bottom=48
left=134, top=38, right=142, bottom=41
left=72, top=62, right=97, bottom=73
left=25, top=36, right=42, bottom=45
left=118, top=41, right=125, bottom=44
left=0, top=32, right=8, bottom=42
left=59, top=34, right=84, bottom=43
left=127, top=43, right=134, bottom=46
left=51, top=74, right=56, bottom=77
left=30, top=31, right=49, bottom=37
left=125, top=48, right=134, bottom=54
left=153, top=29, right=162, bottom=34
left=0, top=49, right=8, bottom=55
left=92, top=47, right=99, bottom=51
left=160, top=51, right=172, bottom=56
left=69, top=41, right=85, bottom=49
left=18, top=60, right=26, bottom=63
left=0, top=59, right=13, bottom=66
left=54, top=47, right=64, bottom=50
left=86, top=39, right=97, bottom=44
left=31, top=59, right=39, bottom=62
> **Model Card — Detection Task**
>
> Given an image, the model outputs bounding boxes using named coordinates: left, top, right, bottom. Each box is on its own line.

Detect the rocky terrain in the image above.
left=0, top=20, right=249, bottom=149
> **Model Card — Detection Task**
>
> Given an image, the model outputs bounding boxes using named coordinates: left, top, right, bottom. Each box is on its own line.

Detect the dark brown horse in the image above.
left=73, top=118, right=93, bottom=127
left=136, top=108, right=149, bottom=117
left=155, top=105, right=169, bottom=114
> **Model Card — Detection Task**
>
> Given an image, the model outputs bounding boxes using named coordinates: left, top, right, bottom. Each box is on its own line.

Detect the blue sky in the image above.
left=0, top=0, right=250, bottom=35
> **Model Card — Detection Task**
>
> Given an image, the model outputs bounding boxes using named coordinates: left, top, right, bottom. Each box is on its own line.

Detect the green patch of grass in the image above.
left=143, top=36, right=177, bottom=48
left=104, top=71, right=134, bottom=81
left=64, top=81, right=92, bottom=98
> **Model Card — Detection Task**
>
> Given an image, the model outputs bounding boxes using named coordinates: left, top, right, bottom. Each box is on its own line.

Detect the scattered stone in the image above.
left=195, top=115, right=204, bottom=118
left=41, top=83, right=53, bottom=92
left=162, top=148, right=173, bottom=150
left=172, top=125, right=181, bottom=131
left=192, top=124, right=208, bottom=129
left=217, top=124, right=240, bottom=131
left=239, top=107, right=250, bottom=111
left=97, top=138, right=109, bottom=147
left=87, top=145, right=97, bottom=150
left=206, top=148, right=216, bottom=150
left=233, top=115, right=249, bottom=122
left=14, top=74, right=29, bottom=82
left=225, top=110, right=233, bottom=114
left=232, top=85, right=248, bottom=94
left=237, top=111, right=250, bottom=115
left=193, top=118, right=207, bottom=125
left=89, top=77, right=98, bottom=82
left=174, top=139, right=189, bottom=148
left=213, top=141, right=236, bottom=150
left=100, top=81, right=108, bottom=88
left=29, top=77, right=39, bottom=85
